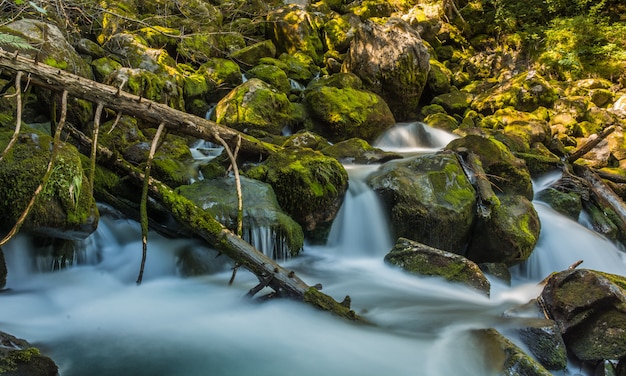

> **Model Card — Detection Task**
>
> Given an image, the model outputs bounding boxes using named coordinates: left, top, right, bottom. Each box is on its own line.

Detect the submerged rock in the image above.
left=0, top=331, right=58, bottom=376
left=385, top=237, right=490, bottom=295
left=176, top=176, right=303, bottom=258
left=368, top=151, right=476, bottom=254
left=540, top=269, right=626, bottom=362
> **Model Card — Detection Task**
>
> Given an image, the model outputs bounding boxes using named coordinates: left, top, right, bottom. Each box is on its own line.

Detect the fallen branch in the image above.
left=567, top=126, right=616, bottom=163
left=0, top=71, right=22, bottom=163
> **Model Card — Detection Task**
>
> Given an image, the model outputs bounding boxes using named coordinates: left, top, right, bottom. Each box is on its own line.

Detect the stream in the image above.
left=1, top=122, right=625, bottom=375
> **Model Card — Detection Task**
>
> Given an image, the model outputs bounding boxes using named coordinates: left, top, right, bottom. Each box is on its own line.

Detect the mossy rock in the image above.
left=0, top=128, right=98, bottom=240
left=229, top=40, right=277, bottom=68
left=427, top=59, right=452, bottom=95
left=266, top=5, right=325, bottom=65
left=541, top=269, right=626, bottom=362
left=466, top=195, right=540, bottom=265
left=446, top=134, right=534, bottom=199
left=304, top=85, right=395, bottom=143
left=214, top=78, right=297, bottom=136
left=343, top=18, right=430, bottom=121
left=136, top=0, right=223, bottom=33
left=282, top=131, right=332, bottom=150
left=346, top=0, right=397, bottom=19
left=431, top=88, right=473, bottom=116
left=322, top=138, right=402, bottom=164
left=535, top=188, right=582, bottom=220
left=471, top=71, right=559, bottom=115
left=385, top=237, right=491, bottom=295
left=367, top=152, right=477, bottom=253
left=91, top=57, right=123, bottom=83
left=514, top=143, right=563, bottom=177
left=0, top=332, right=58, bottom=376
left=323, top=14, right=356, bottom=53
left=423, top=112, right=459, bottom=133
left=106, top=66, right=184, bottom=110
left=197, top=58, right=243, bottom=102
left=518, top=321, right=568, bottom=371
left=307, top=72, right=363, bottom=90
left=177, top=32, right=246, bottom=63
left=245, top=148, right=348, bottom=239
left=245, top=64, right=291, bottom=94
left=473, top=328, right=553, bottom=376
left=478, top=262, right=511, bottom=285
left=260, top=52, right=320, bottom=83
left=176, top=176, right=304, bottom=258
left=97, top=0, right=138, bottom=44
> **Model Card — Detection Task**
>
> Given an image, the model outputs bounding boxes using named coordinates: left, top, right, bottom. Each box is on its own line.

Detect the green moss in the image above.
left=0, top=347, right=40, bottom=373
left=303, top=287, right=359, bottom=321
left=245, top=64, right=291, bottom=94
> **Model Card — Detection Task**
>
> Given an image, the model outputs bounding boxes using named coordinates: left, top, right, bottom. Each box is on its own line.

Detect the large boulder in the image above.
left=540, top=269, right=626, bottom=362
left=446, top=134, right=534, bottom=199
left=214, top=78, right=298, bottom=137
left=245, top=148, right=348, bottom=240
left=304, top=84, right=396, bottom=143
left=0, top=128, right=99, bottom=240
left=176, top=176, right=304, bottom=259
left=367, top=152, right=477, bottom=254
left=385, top=237, right=490, bottom=295
left=466, top=195, right=540, bottom=265
left=342, top=18, right=430, bottom=121
left=0, top=331, right=58, bottom=376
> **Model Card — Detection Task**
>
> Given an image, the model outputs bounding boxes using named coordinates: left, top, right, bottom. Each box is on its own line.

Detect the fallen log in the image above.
left=67, top=124, right=361, bottom=321
left=567, top=125, right=616, bottom=164
left=0, top=49, right=278, bottom=158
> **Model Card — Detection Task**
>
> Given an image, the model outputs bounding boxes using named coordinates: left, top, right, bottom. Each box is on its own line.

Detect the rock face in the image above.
left=245, top=148, right=348, bottom=240
left=342, top=18, right=430, bottom=121
left=176, top=176, right=304, bottom=258
left=0, top=331, right=58, bottom=376
left=466, top=195, right=540, bottom=265
left=385, top=237, right=490, bottom=295
left=368, top=152, right=476, bottom=254
left=540, top=269, right=626, bottom=362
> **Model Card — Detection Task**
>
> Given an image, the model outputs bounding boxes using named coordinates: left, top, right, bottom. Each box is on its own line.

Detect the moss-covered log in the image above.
left=0, top=49, right=278, bottom=159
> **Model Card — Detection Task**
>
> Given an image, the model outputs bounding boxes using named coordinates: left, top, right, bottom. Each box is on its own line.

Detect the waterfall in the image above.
left=374, top=121, right=458, bottom=153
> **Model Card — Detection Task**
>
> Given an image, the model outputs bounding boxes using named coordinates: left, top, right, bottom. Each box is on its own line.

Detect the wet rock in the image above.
left=343, top=18, right=430, bottom=121
left=0, top=331, right=58, bottom=376
left=474, top=328, right=553, bottom=376
left=176, top=176, right=304, bottom=258
left=245, top=147, right=348, bottom=241
left=540, top=269, right=626, bottom=362
left=535, top=187, right=582, bottom=220
left=229, top=40, right=277, bottom=68
left=245, top=64, right=291, bottom=94
left=518, top=320, right=568, bottom=370
left=322, top=138, right=402, bottom=164
left=466, top=195, right=540, bottom=265
left=478, top=263, right=511, bottom=285
left=431, top=88, right=474, bottom=116
left=368, top=152, right=477, bottom=254
left=282, top=131, right=332, bottom=150
left=385, top=237, right=490, bottom=295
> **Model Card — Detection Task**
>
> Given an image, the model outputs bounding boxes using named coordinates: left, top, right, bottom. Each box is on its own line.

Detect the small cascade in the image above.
left=289, top=78, right=305, bottom=91
left=326, top=165, right=393, bottom=257
left=189, top=139, right=223, bottom=163
left=374, top=121, right=458, bottom=153
left=242, top=224, right=292, bottom=262
left=204, top=103, right=216, bottom=120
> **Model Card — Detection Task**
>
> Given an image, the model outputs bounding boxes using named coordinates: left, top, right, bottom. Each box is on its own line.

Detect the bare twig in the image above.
left=90, top=102, right=104, bottom=197
left=137, top=121, right=166, bottom=285
left=216, top=134, right=243, bottom=237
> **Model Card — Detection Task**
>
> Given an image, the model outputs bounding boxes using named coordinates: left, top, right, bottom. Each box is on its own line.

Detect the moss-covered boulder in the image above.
left=423, top=112, right=459, bottom=132
left=385, top=237, right=490, bottom=295
left=367, top=152, right=477, bottom=254
left=245, top=64, right=291, bottom=94
left=471, top=71, right=559, bottom=115
left=322, top=138, right=402, bottom=164
left=518, top=320, right=568, bottom=371
left=466, top=195, right=540, bottom=265
left=230, top=40, right=277, bottom=68
left=197, top=58, right=243, bottom=103
left=304, top=84, right=396, bottom=143
left=0, top=129, right=98, bottom=240
left=323, top=13, right=357, bottom=53
left=0, top=331, right=58, bottom=376
left=214, top=78, right=297, bottom=137
left=260, top=52, right=320, bottom=83
left=535, top=188, right=582, bottom=220
left=342, top=18, right=430, bottom=121
left=474, top=328, right=553, bottom=376
left=176, top=176, right=304, bottom=259
left=266, top=4, right=325, bottom=64
left=245, top=148, right=348, bottom=240
left=427, top=59, right=452, bottom=96
left=431, top=88, right=474, bottom=116
left=541, top=269, right=626, bottom=362
left=282, top=131, right=332, bottom=150
left=177, top=32, right=246, bottom=63
left=446, top=134, right=534, bottom=199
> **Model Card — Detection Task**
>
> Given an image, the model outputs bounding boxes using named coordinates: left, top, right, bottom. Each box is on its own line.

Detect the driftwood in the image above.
left=0, top=49, right=278, bottom=158
left=567, top=125, right=616, bottom=163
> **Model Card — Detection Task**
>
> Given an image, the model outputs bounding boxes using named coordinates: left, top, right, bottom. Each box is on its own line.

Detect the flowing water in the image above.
left=1, top=122, right=625, bottom=375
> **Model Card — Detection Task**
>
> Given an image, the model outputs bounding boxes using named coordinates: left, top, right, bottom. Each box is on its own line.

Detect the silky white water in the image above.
left=1, top=122, right=625, bottom=376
